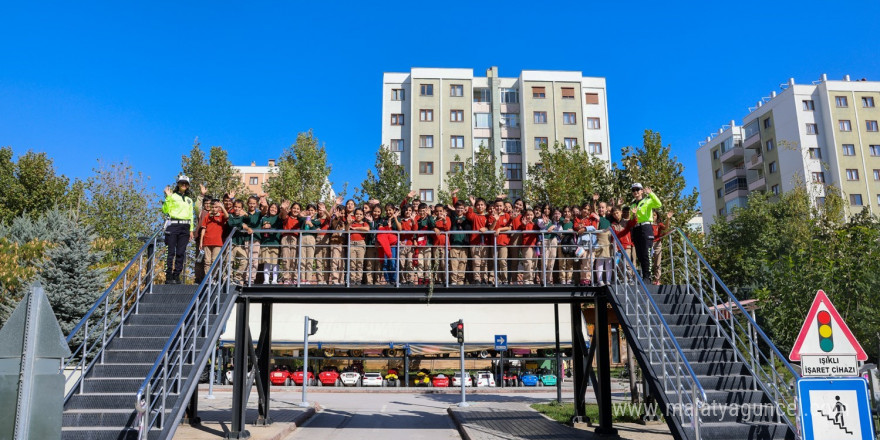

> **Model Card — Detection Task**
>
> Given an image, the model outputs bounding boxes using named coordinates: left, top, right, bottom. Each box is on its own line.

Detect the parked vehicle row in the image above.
left=267, top=366, right=557, bottom=388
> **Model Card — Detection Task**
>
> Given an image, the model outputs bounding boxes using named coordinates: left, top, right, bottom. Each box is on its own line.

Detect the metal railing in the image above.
left=62, top=228, right=163, bottom=400
left=667, top=229, right=799, bottom=433
left=134, top=229, right=237, bottom=439
left=232, top=228, right=608, bottom=288
left=608, top=232, right=707, bottom=438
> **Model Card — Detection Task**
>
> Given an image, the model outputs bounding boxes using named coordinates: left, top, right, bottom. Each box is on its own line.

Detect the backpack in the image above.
left=560, top=233, right=577, bottom=257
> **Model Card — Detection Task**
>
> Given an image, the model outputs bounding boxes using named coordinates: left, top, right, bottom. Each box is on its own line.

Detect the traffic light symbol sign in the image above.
left=817, top=310, right=832, bottom=352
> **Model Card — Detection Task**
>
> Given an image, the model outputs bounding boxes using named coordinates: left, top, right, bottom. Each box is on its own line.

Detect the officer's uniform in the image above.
left=162, top=180, right=195, bottom=283
left=630, top=185, right=662, bottom=279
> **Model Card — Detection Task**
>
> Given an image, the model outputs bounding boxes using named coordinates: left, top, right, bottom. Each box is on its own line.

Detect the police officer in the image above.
left=630, top=183, right=662, bottom=280
left=163, top=175, right=196, bottom=284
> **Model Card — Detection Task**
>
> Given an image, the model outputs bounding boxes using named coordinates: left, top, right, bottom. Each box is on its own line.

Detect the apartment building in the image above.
left=234, top=159, right=278, bottom=195
left=697, top=74, right=880, bottom=230
left=381, top=67, right=611, bottom=203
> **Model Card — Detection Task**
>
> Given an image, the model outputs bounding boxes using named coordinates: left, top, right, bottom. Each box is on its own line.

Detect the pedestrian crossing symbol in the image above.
left=798, top=377, right=875, bottom=440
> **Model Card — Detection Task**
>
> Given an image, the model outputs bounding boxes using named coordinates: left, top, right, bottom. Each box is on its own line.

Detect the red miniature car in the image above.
left=431, top=373, right=450, bottom=388
left=290, top=366, right=315, bottom=386
left=318, top=366, right=341, bottom=387
left=503, top=369, right=520, bottom=387
left=269, top=365, right=292, bottom=386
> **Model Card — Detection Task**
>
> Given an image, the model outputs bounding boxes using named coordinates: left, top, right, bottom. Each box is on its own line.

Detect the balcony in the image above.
left=719, top=138, right=744, bottom=163
left=746, top=154, right=764, bottom=170
left=748, top=176, right=766, bottom=191
left=721, top=166, right=746, bottom=182
left=723, top=177, right=749, bottom=202
left=743, top=120, right=761, bottom=149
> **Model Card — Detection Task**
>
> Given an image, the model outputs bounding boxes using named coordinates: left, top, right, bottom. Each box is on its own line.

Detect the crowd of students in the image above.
left=165, top=176, right=672, bottom=287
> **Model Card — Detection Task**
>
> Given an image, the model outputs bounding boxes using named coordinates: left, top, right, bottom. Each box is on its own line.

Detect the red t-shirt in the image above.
left=432, top=217, right=451, bottom=246
left=282, top=216, right=300, bottom=236
left=350, top=222, right=368, bottom=242
left=466, top=208, right=490, bottom=245
left=518, top=222, right=539, bottom=246
left=201, top=213, right=228, bottom=247
left=493, top=213, right=512, bottom=246
left=613, top=219, right=638, bottom=248
left=399, top=218, right=417, bottom=245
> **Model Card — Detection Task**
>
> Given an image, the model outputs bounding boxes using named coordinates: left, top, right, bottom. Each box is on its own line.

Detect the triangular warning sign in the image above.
left=789, top=290, right=867, bottom=361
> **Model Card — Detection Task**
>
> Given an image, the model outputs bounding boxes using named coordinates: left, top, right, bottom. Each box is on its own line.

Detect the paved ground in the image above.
left=173, top=391, right=314, bottom=440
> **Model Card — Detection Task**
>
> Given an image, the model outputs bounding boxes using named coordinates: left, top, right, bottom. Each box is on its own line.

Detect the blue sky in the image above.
left=2, top=1, right=879, bottom=203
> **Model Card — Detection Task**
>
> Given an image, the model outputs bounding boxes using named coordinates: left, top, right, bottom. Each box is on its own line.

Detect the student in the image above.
left=193, top=195, right=214, bottom=283
left=375, top=203, right=401, bottom=284
left=199, top=199, right=229, bottom=273
left=297, top=204, right=323, bottom=284
left=242, top=196, right=263, bottom=284
left=447, top=201, right=472, bottom=285
left=327, top=205, right=348, bottom=284
left=465, top=196, right=491, bottom=284
left=430, top=204, right=451, bottom=284
left=279, top=201, right=301, bottom=285
left=490, top=199, right=513, bottom=284
left=415, top=203, right=433, bottom=284
left=610, top=206, right=638, bottom=281
left=558, top=208, right=575, bottom=285
left=517, top=209, right=540, bottom=284
left=509, top=200, right=525, bottom=281
left=575, top=204, right=598, bottom=286
left=398, top=204, right=417, bottom=284
left=226, top=200, right=251, bottom=283
left=630, top=183, right=662, bottom=279
left=258, top=203, right=282, bottom=284
left=314, top=202, right=332, bottom=283
left=162, top=175, right=195, bottom=284
left=348, top=208, right=370, bottom=285
left=364, top=205, right=383, bottom=284
left=592, top=201, right=614, bottom=287
left=538, top=207, right=562, bottom=284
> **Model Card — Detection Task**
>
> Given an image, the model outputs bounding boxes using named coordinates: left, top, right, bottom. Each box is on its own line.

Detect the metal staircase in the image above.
left=608, top=229, right=799, bottom=440
left=60, top=229, right=238, bottom=440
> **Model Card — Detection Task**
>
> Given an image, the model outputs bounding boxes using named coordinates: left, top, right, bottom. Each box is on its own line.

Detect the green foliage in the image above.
left=264, top=130, right=333, bottom=204
left=524, top=142, right=615, bottom=206
left=438, top=146, right=505, bottom=203
left=530, top=402, right=644, bottom=425
left=84, top=160, right=159, bottom=263
left=0, top=147, right=73, bottom=224
left=180, top=140, right=247, bottom=198
left=355, top=145, right=411, bottom=205
left=703, top=186, right=880, bottom=361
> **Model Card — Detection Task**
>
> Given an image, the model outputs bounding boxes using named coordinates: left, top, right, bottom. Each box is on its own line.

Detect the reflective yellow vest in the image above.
left=162, top=193, right=195, bottom=231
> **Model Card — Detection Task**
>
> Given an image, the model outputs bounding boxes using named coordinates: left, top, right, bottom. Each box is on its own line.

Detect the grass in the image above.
left=531, top=401, right=645, bottom=425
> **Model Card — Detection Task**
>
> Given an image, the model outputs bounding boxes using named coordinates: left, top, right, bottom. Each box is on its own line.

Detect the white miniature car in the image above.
left=452, top=372, right=473, bottom=387
left=475, top=371, right=496, bottom=387
left=362, top=372, right=384, bottom=387
left=340, top=371, right=362, bottom=387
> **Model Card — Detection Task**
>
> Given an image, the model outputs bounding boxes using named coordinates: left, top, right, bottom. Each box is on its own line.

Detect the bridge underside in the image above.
left=236, top=284, right=603, bottom=303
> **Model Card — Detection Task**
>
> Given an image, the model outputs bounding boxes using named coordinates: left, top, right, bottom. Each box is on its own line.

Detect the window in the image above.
left=391, top=89, right=405, bottom=101
left=419, top=109, right=433, bottom=122
left=806, top=123, right=818, bottom=135
left=500, top=88, right=519, bottom=103
left=419, top=161, right=434, bottom=175
left=474, top=113, right=491, bottom=128
left=563, top=112, right=577, bottom=125
left=812, top=172, right=826, bottom=183
left=839, top=120, right=852, bottom=131
left=450, top=84, right=463, bottom=97
left=390, top=114, right=404, bottom=125
left=450, top=109, right=464, bottom=122
left=850, top=194, right=863, bottom=206
left=500, top=113, right=519, bottom=128
left=867, top=120, right=879, bottom=132
left=249, top=177, right=258, bottom=185
left=390, top=139, right=404, bottom=152
left=503, top=163, right=522, bottom=180
left=474, top=138, right=490, bottom=150
left=802, top=100, right=815, bottom=111
left=714, top=168, right=721, bottom=179
left=863, top=97, right=876, bottom=108
left=587, top=117, right=601, bottom=129
left=843, top=144, right=856, bottom=156
left=809, top=148, right=822, bottom=159
left=816, top=197, right=825, bottom=206
left=420, top=84, right=433, bottom=96
left=419, top=135, right=434, bottom=148
left=561, top=87, right=575, bottom=99
left=507, top=189, right=523, bottom=200
left=765, top=139, right=774, bottom=151
left=771, top=185, right=780, bottom=195
left=534, top=137, right=548, bottom=149
left=763, top=118, right=771, bottom=129
left=769, top=161, right=777, bottom=173
left=716, top=188, right=723, bottom=199
left=450, top=162, right=464, bottom=174
left=563, top=138, right=577, bottom=149
left=473, top=88, right=490, bottom=103
left=712, top=149, right=719, bottom=160
left=532, top=86, right=546, bottom=98
left=873, top=169, right=879, bottom=181
left=585, top=93, right=599, bottom=104
left=877, top=194, right=880, bottom=206
left=835, top=96, right=848, bottom=107
left=450, top=136, right=464, bottom=149
left=502, top=138, right=521, bottom=154
left=588, top=142, right=602, bottom=154
left=534, top=111, right=547, bottom=124
left=420, top=189, right=434, bottom=203
left=846, top=169, right=859, bottom=180
left=871, top=145, right=880, bottom=156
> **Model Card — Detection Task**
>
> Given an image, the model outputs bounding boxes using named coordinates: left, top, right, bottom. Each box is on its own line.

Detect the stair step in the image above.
left=90, top=363, right=154, bottom=378
left=688, top=404, right=787, bottom=424
left=649, top=292, right=698, bottom=305
left=681, top=349, right=739, bottom=363
left=136, top=303, right=190, bottom=314
left=66, top=394, right=138, bottom=410
left=150, top=284, right=199, bottom=295
left=683, top=421, right=795, bottom=440
left=668, top=324, right=719, bottom=338
left=690, top=361, right=747, bottom=376
left=62, top=410, right=137, bottom=428
left=118, top=325, right=179, bottom=338
left=674, top=336, right=727, bottom=350
left=104, top=349, right=162, bottom=364
left=656, top=302, right=705, bottom=315
left=81, top=378, right=143, bottom=393
left=699, top=374, right=758, bottom=391
left=127, top=314, right=183, bottom=326
left=663, top=313, right=712, bottom=326
left=107, top=337, right=172, bottom=350
left=704, top=389, right=770, bottom=405
left=138, top=293, right=196, bottom=304
left=61, top=428, right=140, bottom=440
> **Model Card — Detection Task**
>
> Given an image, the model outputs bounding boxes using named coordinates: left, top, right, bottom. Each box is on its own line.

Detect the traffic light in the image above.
left=309, top=318, right=319, bottom=336
left=450, top=319, right=464, bottom=344
left=817, top=310, right=832, bottom=352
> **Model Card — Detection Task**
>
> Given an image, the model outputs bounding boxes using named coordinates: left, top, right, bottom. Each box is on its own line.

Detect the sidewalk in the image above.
left=172, top=392, right=316, bottom=440
left=448, top=402, right=673, bottom=440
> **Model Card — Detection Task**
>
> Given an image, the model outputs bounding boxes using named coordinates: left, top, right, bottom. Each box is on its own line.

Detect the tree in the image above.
left=38, top=215, right=107, bottom=335
left=0, top=147, right=72, bottom=224
left=524, top=141, right=615, bottom=206
left=438, top=146, right=505, bottom=203
left=264, top=130, right=333, bottom=204
left=615, top=130, right=699, bottom=227
left=180, top=139, right=247, bottom=198
left=355, top=145, right=410, bottom=205
left=84, top=160, right=159, bottom=263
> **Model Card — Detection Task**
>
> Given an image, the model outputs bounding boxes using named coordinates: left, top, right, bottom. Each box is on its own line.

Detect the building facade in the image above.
left=697, top=75, right=880, bottom=230
left=234, top=159, right=278, bottom=195
left=382, top=67, right=611, bottom=202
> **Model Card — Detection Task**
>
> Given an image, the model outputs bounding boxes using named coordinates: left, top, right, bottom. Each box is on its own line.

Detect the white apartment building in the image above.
left=382, top=67, right=611, bottom=202
left=697, top=74, right=880, bottom=230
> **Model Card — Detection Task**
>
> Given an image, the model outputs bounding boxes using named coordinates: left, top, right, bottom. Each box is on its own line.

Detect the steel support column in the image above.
left=569, top=303, right=587, bottom=423
left=182, top=385, right=200, bottom=425
left=594, top=292, right=618, bottom=436
left=554, top=304, right=562, bottom=403
left=255, top=303, right=273, bottom=425
left=227, top=300, right=251, bottom=439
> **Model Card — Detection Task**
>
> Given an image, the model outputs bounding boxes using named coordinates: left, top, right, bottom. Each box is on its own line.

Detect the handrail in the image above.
left=608, top=231, right=707, bottom=437
left=134, top=228, right=237, bottom=438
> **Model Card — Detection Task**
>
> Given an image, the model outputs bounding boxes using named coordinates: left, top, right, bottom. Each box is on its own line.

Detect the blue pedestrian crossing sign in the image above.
left=494, top=335, right=507, bottom=351
left=798, top=377, right=875, bottom=440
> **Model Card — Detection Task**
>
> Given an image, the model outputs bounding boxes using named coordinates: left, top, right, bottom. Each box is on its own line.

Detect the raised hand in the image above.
left=281, top=200, right=291, bottom=210
left=592, top=193, right=599, bottom=202
left=645, top=187, right=653, bottom=195
left=667, top=211, right=674, bottom=219
left=407, top=189, right=418, bottom=199
left=199, top=184, right=207, bottom=196
left=335, top=195, right=343, bottom=205
left=452, top=188, right=459, bottom=195
left=468, top=195, right=475, bottom=206
left=164, top=186, right=172, bottom=196
left=369, top=199, right=380, bottom=205
left=496, top=193, right=507, bottom=199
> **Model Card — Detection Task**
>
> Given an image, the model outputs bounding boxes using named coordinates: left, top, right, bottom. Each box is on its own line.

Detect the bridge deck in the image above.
left=236, top=284, right=605, bottom=303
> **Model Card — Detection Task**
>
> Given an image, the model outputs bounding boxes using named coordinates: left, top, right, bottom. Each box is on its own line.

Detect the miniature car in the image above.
left=431, top=373, right=450, bottom=388
left=502, top=369, right=519, bottom=387
left=475, top=371, right=495, bottom=387
left=520, top=370, right=539, bottom=386
left=537, top=368, right=557, bottom=386
left=362, top=372, right=384, bottom=387
left=413, top=368, right=432, bottom=387
left=269, top=365, right=292, bottom=386
left=384, top=368, right=401, bottom=387
left=318, top=366, right=341, bottom=387
left=452, top=372, right=473, bottom=387
left=290, top=366, right=315, bottom=386
left=340, top=370, right=362, bottom=387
